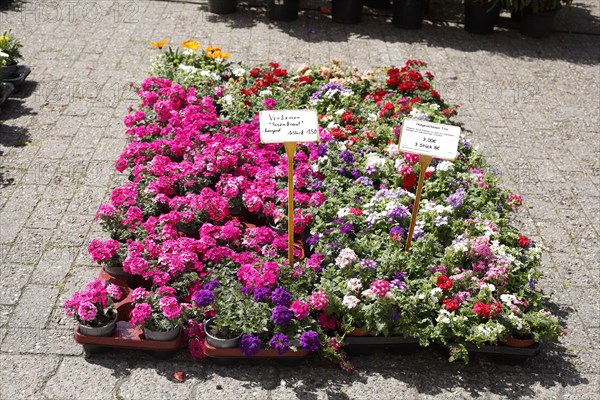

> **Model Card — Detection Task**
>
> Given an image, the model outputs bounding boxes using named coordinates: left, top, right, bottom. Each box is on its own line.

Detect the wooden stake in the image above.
left=284, top=142, right=297, bottom=267
left=405, top=155, right=433, bottom=251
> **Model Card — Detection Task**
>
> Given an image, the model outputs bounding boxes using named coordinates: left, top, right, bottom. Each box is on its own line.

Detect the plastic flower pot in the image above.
left=144, top=326, right=181, bottom=341
left=501, top=337, right=536, bottom=348
left=336, top=321, right=371, bottom=337
left=520, top=7, right=560, bottom=38
left=78, top=311, right=117, bottom=337
left=208, top=0, right=237, bottom=14
left=464, top=3, right=500, bottom=34
left=103, top=264, right=130, bottom=278
left=1, top=63, right=19, bottom=77
left=268, top=0, right=299, bottom=21
left=204, top=318, right=241, bottom=348
left=392, top=0, right=426, bottom=29
left=332, top=0, right=363, bottom=24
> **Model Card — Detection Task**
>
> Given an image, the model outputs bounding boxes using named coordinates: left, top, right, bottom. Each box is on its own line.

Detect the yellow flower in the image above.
left=182, top=40, right=200, bottom=50
left=205, top=45, right=221, bottom=53
left=151, top=39, right=169, bottom=49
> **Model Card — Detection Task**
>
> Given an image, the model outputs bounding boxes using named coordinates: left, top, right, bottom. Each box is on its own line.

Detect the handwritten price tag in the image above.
left=399, top=119, right=461, bottom=160
left=259, top=110, right=319, bottom=143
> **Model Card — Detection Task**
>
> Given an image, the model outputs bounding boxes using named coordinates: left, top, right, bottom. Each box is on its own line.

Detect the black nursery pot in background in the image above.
left=268, top=0, right=300, bottom=21
left=332, top=0, right=363, bottom=24
left=208, top=0, right=238, bottom=14
left=392, top=0, right=426, bottom=29
left=520, top=6, right=560, bottom=38
left=464, top=4, right=501, bottom=34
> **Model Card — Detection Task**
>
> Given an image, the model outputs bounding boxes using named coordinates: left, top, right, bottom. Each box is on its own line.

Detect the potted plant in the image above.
left=0, top=30, right=23, bottom=77
left=463, top=0, right=501, bottom=34
left=332, top=0, right=363, bottom=24
left=505, top=0, right=573, bottom=38
left=208, top=0, right=238, bottom=14
left=64, top=279, right=123, bottom=337
left=268, top=0, right=300, bottom=21
left=392, top=0, right=427, bottom=29
left=129, top=287, right=185, bottom=341
left=88, top=239, right=127, bottom=277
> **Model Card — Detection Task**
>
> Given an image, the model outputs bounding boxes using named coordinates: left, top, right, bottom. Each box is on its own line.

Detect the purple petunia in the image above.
left=339, top=223, right=354, bottom=235
left=299, top=331, right=320, bottom=352
left=271, top=305, right=293, bottom=326
left=203, top=280, right=221, bottom=291
left=306, top=233, right=320, bottom=245
left=192, top=289, right=214, bottom=307
left=446, top=188, right=465, bottom=209
left=271, top=287, right=292, bottom=306
left=340, top=151, right=354, bottom=165
left=269, top=333, right=290, bottom=354
left=240, top=334, right=261, bottom=356
left=253, top=287, right=271, bottom=302
left=358, top=259, right=376, bottom=269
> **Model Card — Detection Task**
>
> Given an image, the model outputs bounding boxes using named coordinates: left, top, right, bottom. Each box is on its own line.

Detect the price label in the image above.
left=399, top=118, right=461, bottom=160
left=259, top=110, right=319, bottom=143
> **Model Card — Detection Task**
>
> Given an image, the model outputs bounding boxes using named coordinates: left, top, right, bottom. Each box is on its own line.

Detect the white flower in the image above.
left=0, top=51, right=9, bottom=58
left=259, top=89, right=272, bottom=97
left=367, top=113, right=378, bottom=122
left=222, top=94, right=233, bottom=105
left=365, top=154, right=386, bottom=170
left=334, top=108, right=345, bottom=116
left=387, top=144, right=400, bottom=157
left=436, top=161, right=454, bottom=172
left=233, top=68, right=246, bottom=77
left=429, top=287, right=442, bottom=303
left=179, top=64, right=197, bottom=73
left=409, top=108, right=426, bottom=119
left=336, top=208, right=349, bottom=218
left=347, top=278, right=362, bottom=292
left=361, top=289, right=376, bottom=300
left=335, top=248, right=357, bottom=268
left=342, top=295, right=360, bottom=309
left=500, top=294, right=516, bottom=305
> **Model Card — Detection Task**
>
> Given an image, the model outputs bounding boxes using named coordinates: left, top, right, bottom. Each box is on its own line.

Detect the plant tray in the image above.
left=342, top=335, right=422, bottom=355
left=203, top=341, right=312, bottom=359
left=463, top=342, right=541, bottom=365
left=2, top=65, right=31, bottom=88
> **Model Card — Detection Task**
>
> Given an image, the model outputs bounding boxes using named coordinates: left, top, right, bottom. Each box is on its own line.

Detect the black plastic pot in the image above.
left=392, top=0, right=426, bottom=30
left=268, top=0, right=299, bottom=21
left=208, top=0, right=237, bottom=14
left=365, top=0, right=390, bottom=8
left=464, top=3, right=500, bottom=34
left=520, top=7, right=559, bottom=38
left=332, top=0, right=363, bottom=24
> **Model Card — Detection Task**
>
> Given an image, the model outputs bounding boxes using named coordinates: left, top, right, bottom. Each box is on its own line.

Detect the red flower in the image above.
left=402, top=173, right=417, bottom=190
left=518, top=234, right=531, bottom=248
left=436, top=275, right=453, bottom=291
left=443, top=298, right=459, bottom=311
left=473, top=301, right=491, bottom=318
left=349, top=207, right=363, bottom=216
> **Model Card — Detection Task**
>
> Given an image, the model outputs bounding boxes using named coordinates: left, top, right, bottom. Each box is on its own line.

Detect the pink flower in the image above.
left=290, top=300, right=310, bottom=320
left=160, top=296, right=182, bottom=320
left=370, top=280, right=391, bottom=297
left=78, top=301, right=97, bottom=322
left=318, top=312, right=336, bottom=330
left=106, top=284, right=123, bottom=301
left=130, top=287, right=149, bottom=303
left=309, top=290, right=328, bottom=310
left=130, top=303, right=152, bottom=326
left=188, top=338, right=206, bottom=359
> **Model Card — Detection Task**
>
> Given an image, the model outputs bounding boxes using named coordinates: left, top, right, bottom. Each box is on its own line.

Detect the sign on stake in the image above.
left=399, top=118, right=461, bottom=251
left=260, top=110, right=319, bottom=266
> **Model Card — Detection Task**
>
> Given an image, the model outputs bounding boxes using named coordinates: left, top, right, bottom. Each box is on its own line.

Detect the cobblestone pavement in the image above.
left=1, top=1, right=599, bottom=399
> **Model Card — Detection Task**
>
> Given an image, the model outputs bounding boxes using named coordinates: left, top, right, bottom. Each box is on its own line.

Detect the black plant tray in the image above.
left=2, top=65, right=31, bottom=88
left=466, top=342, right=541, bottom=365
left=0, top=83, right=14, bottom=107
left=342, top=336, right=422, bottom=355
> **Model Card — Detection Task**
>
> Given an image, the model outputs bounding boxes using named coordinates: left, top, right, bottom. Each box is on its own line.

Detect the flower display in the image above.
left=64, top=279, right=122, bottom=327
left=66, top=46, right=562, bottom=368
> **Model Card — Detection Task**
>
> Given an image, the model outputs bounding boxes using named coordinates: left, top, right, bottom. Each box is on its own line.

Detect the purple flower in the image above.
left=339, top=223, right=354, bottom=235
left=253, top=287, right=271, bottom=302
left=356, top=176, right=374, bottom=186
left=340, top=151, right=354, bottom=165
left=387, top=205, right=410, bottom=220
left=391, top=279, right=407, bottom=291
left=306, top=234, right=320, bottom=245
left=192, top=289, right=214, bottom=307
left=391, top=312, right=400, bottom=320
left=317, top=145, right=328, bottom=156
left=299, top=331, right=320, bottom=352
left=358, top=259, right=376, bottom=269
left=351, top=169, right=361, bottom=179
left=446, top=188, right=465, bottom=209
left=271, top=305, right=293, bottom=326
left=460, top=139, right=472, bottom=148
left=240, top=334, right=261, bottom=356
left=390, top=226, right=405, bottom=237
left=269, top=333, right=290, bottom=354
left=203, top=280, right=221, bottom=291
left=271, top=287, right=292, bottom=306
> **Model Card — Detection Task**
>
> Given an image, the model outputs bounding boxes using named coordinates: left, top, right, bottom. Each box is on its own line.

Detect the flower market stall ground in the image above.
left=0, top=0, right=599, bottom=399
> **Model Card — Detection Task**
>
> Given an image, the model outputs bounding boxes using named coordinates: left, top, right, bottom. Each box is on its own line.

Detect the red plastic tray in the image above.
left=203, top=341, right=311, bottom=359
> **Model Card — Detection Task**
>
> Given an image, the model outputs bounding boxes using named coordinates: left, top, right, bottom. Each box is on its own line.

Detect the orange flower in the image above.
left=151, top=39, right=168, bottom=49
left=205, top=45, right=221, bottom=52
left=182, top=40, right=200, bottom=50
left=207, top=50, right=232, bottom=59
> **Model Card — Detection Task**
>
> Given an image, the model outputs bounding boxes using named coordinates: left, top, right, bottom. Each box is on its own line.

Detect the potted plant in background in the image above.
left=268, top=0, right=300, bottom=21
left=505, top=0, right=573, bottom=37
left=392, top=0, right=427, bottom=29
left=463, top=0, right=501, bottom=34
left=64, top=279, right=123, bottom=337
left=88, top=239, right=127, bottom=277
left=129, top=287, right=186, bottom=341
left=208, top=0, right=238, bottom=14
left=332, top=0, right=364, bottom=24
left=0, top=30, right=23, bottom=77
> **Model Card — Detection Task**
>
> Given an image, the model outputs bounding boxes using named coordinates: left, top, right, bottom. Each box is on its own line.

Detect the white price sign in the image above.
left=399, top=119, right=461, bottom=160
left=259, top=110, right=319, bottom=143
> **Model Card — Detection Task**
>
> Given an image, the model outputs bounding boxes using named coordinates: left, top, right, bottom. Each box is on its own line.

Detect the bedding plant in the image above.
left=65, top=40, right=562, bottom=368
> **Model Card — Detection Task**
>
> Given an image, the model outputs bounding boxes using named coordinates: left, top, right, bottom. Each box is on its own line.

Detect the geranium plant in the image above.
left=64, top=279, right=123, bottom=328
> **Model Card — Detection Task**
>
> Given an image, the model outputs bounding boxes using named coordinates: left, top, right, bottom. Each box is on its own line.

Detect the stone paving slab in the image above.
left=1, top=0, right=599, bottom=399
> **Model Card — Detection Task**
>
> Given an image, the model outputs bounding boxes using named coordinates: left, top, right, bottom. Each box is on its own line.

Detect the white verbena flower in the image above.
left=342, top=295, right=360, bottom=309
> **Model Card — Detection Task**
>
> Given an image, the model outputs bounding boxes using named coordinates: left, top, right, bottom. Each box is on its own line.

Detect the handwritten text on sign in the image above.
left=259, top=110, right=319, bottom=143
left=400, top=119, right=461, bottom=160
